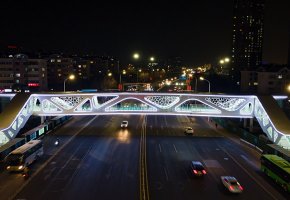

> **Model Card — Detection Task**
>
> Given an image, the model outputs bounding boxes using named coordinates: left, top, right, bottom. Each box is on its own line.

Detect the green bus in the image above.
left=260, top=154, right=290, bottom=192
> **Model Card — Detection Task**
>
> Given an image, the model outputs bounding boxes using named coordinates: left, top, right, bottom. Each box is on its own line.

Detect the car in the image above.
left=190, top=161, right=207, bottom=177
left=121, top=121, right=128, bottom=128
left=221, top=176, right=243, bottom=193
left=184, top=127, right=194, bottom=135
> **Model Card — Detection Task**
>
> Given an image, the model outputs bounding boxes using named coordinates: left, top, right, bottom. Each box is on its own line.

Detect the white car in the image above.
left=121, top=121, right=128, bottom=128
left=221, top=176, right=243, bottom=193
left=184, top=127, right=194, bottom=135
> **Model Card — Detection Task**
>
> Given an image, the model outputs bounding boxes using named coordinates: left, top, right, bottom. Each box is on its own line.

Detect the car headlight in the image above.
left=6, top=166, right=10, bottom=170
left=18, top=165, right=24, bottom=170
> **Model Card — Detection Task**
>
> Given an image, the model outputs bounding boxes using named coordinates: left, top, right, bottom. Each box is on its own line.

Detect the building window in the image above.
left=15, top=73, right=21, bottom=77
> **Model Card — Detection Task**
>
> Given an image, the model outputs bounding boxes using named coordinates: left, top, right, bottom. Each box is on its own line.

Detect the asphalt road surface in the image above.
left=0, top=115, right=287, bottom=200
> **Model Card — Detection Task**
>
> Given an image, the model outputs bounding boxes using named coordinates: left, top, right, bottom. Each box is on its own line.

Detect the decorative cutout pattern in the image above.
left=145, top=96, right=180, bottom=109
left=51, top=96, right=84, bottom=110
left=205, top=97, right=246, bottom=111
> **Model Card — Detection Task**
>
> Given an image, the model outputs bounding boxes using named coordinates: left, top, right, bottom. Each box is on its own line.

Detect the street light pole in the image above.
left=118, top=60, right=121, bottom=84
left=64, top=78, right=68, bottom=92
left=63, top=74, right=75, bottom=92
left=200, top=77, right=211, bottom=93
left=195, top=77, right=198, bottom=92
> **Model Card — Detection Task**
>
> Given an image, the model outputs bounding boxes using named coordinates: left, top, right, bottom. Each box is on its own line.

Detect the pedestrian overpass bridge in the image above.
left=0, top=92, right=289, bottom=149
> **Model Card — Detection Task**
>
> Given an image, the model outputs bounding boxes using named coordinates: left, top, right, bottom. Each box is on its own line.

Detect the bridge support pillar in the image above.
left=249, top=118, right=253, bottom=132
left=41, top=116, right=46, bottom=124
left=243, top=118, right=247, bottom=128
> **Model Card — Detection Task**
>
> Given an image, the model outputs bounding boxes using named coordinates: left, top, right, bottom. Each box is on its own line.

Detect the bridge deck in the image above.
left=0, top=93, right=289, bottom=149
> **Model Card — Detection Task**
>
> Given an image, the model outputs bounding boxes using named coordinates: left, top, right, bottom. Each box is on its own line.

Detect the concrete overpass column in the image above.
left=41, top=116, right=46, bottom=124
left=243, top=118, right=247, bottom=128
left=249, top=118, right=254, bottom=132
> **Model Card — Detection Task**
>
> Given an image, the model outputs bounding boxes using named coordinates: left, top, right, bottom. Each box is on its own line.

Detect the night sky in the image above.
left=1, top=0, right=289, bottom=65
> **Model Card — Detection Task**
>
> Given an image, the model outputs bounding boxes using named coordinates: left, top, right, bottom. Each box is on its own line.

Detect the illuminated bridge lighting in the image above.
left=0, top=93, right=289, bottom=150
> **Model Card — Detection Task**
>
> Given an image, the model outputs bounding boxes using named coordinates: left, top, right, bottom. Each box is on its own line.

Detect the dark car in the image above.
left=190, top=161, right=207, bottom=177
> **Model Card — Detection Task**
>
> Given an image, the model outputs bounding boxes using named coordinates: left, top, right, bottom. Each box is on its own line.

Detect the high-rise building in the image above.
left=232, top=0, right=265, bottom=70
left=47, top=54, right=74, bottom=91
left=0, top=54, right=47, bottom=92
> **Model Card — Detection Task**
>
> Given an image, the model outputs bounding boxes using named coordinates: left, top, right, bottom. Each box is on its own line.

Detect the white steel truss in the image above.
left=0, top=93, right=289, bottom=149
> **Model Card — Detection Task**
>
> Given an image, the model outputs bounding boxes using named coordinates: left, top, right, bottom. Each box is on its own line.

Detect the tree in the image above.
left=101, top=76, right=117, bottom=90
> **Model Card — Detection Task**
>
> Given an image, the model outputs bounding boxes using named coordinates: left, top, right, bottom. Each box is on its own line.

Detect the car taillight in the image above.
left=202, top=170, right=206, bottom=174
left=229, top=186, right=234, bottom=191
left=193, top=170, right=197, bottom=174
left=239, top=185, right=243, bottom=190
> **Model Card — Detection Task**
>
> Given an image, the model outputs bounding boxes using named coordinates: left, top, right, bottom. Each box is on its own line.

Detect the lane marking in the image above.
left=219, top=146, right=280, bottom=200
left=158, top=144, right=162, bottom=153
left=164, top=167, right=169, bottom=181
left=139, top=116, right=149, bottom=200
left=10, top=116, right=99, bottom=200
left=173, top=144, right=178, bottom=153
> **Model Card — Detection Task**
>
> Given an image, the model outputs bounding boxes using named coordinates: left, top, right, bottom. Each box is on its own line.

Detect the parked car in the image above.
left=221, top=176, right=243, bottom=193
left=190, top=161, right=207, bottom=177
left=121, top=121, right=128, bottom=128
left=184, top=127, right=194, bottom=135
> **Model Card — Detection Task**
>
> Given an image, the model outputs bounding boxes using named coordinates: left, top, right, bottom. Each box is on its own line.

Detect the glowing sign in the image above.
left=28, top=83, right=39, bottom=87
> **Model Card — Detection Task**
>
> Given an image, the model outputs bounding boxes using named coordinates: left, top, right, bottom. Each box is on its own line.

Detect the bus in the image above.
left=260, top=154, right=290, bottom=192
left=5, top=140, right=43, bottom=172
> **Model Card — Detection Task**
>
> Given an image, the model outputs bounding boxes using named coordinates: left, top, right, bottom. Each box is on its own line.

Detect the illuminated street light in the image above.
left=133, top=53, right=140, bottom=59
left=200, top=77, right=211, bottom=93
left=150, top=57, right=155, bottom=62
left=287, top=84, right=290, bottom=92
left=137, top=69, right=142, bottom=82
left=63, top=74, right=75, bottom=92
left=108, top=72, right=112, bottom=77
left=220, top=57, right=230, bottom=64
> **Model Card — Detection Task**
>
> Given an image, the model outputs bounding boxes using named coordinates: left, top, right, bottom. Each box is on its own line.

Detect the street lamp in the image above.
left=200, top=77, right=211, bottom=93
left=287, top=84, right=290, bottom=92
left=219, top=57, right=230, bottom=74
left=63, top=74, right=75, bottom=92
left=119, top=70, right=126, bottom=84
left=133, top=53, right=140, bottom=60
left=137, top=69, right=142, bottom=83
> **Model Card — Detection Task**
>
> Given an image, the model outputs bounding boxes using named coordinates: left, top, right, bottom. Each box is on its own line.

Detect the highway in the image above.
left=0, top=115, right=288, bottom=200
